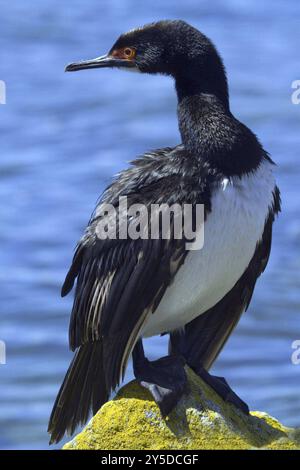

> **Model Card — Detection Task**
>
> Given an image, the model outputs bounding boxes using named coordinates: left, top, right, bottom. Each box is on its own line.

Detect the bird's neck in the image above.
left=177, top=92, right=230, bottom=156
left=175, top=67, right=231, bottom=160
left=175, top=64, right=230, bottom=110
left=177, top=92, right=263, bottom=176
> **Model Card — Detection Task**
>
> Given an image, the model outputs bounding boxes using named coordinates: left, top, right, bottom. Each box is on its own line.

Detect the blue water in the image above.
left=1, top=0, right=300, bottom=449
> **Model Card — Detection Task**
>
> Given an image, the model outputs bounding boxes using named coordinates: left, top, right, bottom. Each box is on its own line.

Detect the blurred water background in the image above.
left=0, top=0, right=299, bottom=449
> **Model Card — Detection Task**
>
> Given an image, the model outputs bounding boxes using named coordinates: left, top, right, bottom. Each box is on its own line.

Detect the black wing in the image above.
left=49, top=146, right=210, bottom=442
left=64, top=146, right=210, bottom=383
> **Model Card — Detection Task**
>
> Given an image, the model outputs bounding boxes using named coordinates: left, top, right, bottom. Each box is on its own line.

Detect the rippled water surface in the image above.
left=0, top=0, right=300, bottom=449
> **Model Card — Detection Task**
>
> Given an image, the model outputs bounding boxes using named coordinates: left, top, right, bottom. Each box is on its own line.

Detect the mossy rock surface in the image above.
left=64, top=367, right=300, bottom=450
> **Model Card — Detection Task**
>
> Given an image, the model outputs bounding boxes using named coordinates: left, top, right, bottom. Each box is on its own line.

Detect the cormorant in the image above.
left=48, top=20, right=281, bottom=444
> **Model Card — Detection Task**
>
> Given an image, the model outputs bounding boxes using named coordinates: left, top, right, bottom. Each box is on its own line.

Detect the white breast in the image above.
left=143, top=160, right=276, bottom=338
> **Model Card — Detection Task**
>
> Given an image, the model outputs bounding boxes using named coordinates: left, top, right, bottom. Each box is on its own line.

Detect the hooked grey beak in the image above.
left=65, top=54, right=135, bottom=72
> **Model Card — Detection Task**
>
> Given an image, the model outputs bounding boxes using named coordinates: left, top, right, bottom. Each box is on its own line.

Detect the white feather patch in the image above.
left=143, top=159, right=276, bottom=337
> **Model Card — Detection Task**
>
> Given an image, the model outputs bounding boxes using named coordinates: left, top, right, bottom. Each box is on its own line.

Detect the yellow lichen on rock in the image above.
left=63, top=367, right=300, bottom=450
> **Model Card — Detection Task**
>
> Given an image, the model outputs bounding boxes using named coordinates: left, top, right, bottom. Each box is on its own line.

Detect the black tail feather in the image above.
left=48, top=341, right=107, bottom=444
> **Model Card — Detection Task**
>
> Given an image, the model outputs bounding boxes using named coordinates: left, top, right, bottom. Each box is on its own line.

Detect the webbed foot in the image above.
left=195, top=366, right=249, bottom=414
left=132, top=340, right=189, bottom=417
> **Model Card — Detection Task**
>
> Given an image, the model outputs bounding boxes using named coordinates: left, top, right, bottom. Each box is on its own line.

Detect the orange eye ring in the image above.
left=123, top=47, right=136, bottom=59
left=111, top=47, right=136, bottom=60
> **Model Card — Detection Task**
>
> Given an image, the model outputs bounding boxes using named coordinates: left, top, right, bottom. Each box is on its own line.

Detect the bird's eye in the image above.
left=123, top=47, right=136, bottom=59
left=111, top=47, right=136, bottom=60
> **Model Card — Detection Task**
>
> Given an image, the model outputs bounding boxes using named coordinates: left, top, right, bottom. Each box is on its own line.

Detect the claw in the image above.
left=225, top=390, right=249, bottom=414
left=140, top=380, right=188, bottom=417
left=214, top=376, right=229, bottom=387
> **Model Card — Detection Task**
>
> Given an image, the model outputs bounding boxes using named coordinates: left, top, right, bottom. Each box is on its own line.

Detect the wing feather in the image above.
left=63, top=146, right=211, bottom=395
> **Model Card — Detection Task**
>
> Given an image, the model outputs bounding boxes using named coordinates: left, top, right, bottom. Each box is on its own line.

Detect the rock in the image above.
left=63, top=367, right=300, bottom=450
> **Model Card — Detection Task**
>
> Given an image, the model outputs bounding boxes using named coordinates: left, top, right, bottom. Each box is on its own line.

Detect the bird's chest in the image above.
left=143, top=161, right=275, bottom=337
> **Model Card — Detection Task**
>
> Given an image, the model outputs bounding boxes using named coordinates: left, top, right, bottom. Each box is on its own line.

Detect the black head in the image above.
left=66, top=20, right=228, bottom=106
